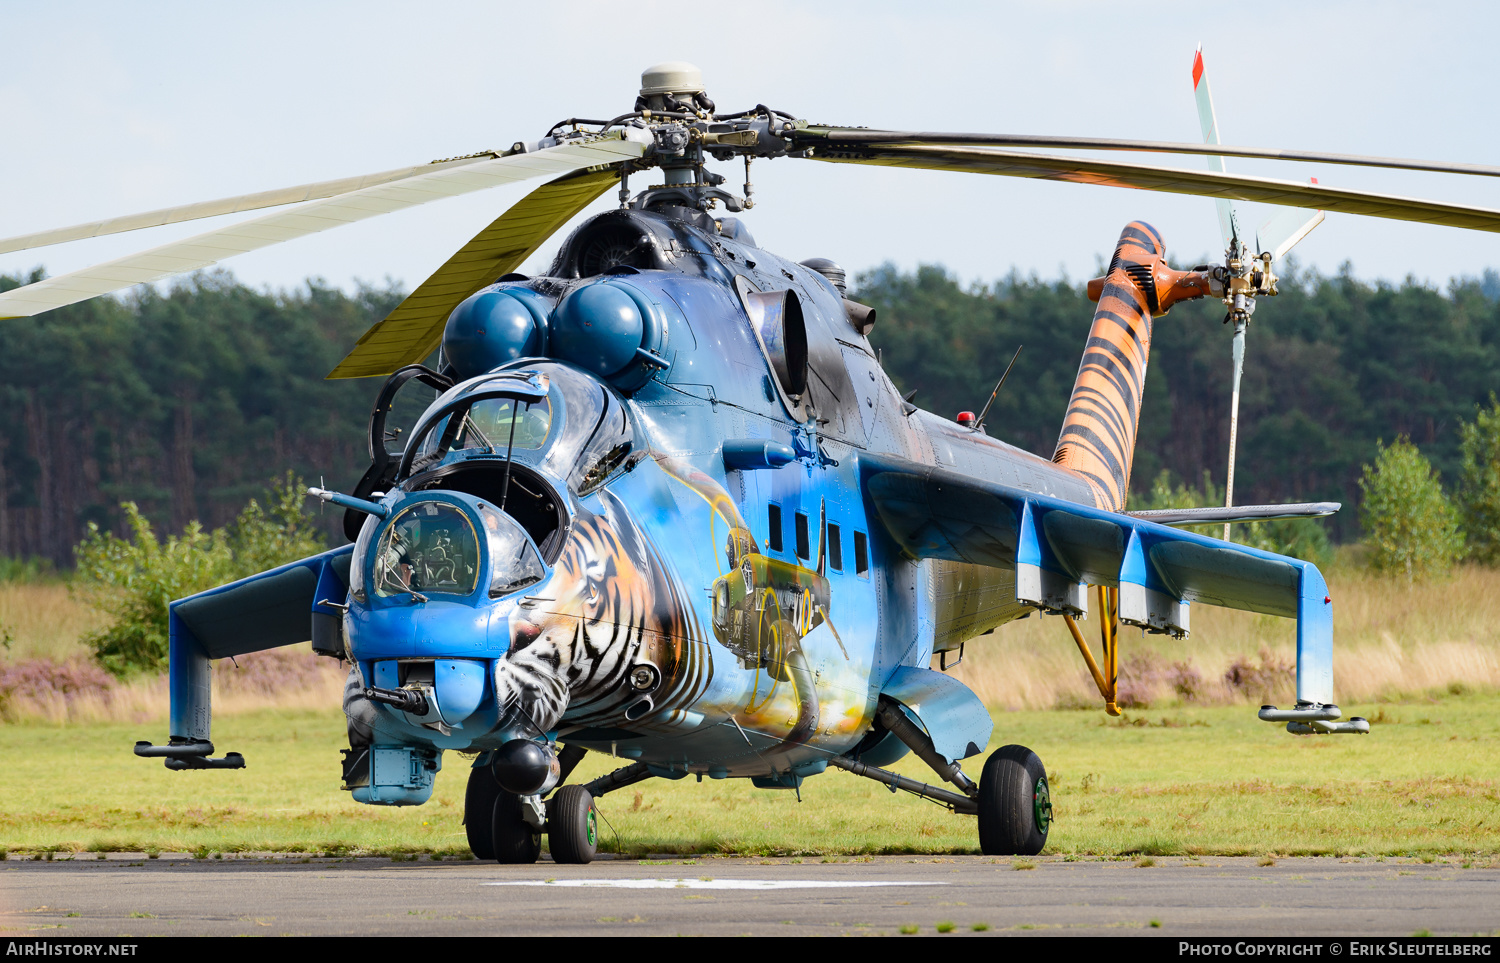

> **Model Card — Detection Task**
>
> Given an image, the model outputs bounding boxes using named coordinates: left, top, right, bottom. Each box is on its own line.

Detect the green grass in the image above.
left=2, top=689, right=1497, bottom=857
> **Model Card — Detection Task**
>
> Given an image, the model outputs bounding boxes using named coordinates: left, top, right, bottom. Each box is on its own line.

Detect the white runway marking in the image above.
left=484, top=878, right=947, bottom=890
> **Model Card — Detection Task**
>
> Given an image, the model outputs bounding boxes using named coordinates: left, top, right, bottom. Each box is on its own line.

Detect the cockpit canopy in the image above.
left=400, top=362, right=636, bottom=498
left=354, top=495, right=547, bottom=604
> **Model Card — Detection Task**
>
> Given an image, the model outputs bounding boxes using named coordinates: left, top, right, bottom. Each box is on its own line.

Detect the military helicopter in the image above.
left=6, top=59, right=1500, bottom=863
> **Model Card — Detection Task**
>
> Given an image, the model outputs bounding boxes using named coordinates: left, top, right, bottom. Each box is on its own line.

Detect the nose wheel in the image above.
left=977, top=744, right=1051, bottom=856
left=464, top=765, right=541, bottom=863
left=466, top=765, right=598, bottom=864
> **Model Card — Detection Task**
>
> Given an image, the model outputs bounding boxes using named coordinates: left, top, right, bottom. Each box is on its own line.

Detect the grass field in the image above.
left=2, top=690, right=1495, bottom=858
left=2, top=565, right=1497, bottom=858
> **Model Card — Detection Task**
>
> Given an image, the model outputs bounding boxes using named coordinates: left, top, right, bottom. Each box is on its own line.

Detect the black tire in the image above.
left=463, top=765, right=502, bottom=861
left=546, top=785, right=598, bottom=865
left=492, top=791, right=542, bottom=864
left=977, top=744, right=1051, bottom=856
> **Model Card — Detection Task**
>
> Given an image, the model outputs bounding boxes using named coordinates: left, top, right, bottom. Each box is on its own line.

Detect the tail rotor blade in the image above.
left=1258, top=177, right=1326, bottom=260
left=1224, top=319, right=1247, bottom=541
left=1192, top=45, right=1244, bottom=253
left=1257, top=205, right=1325, bottom=261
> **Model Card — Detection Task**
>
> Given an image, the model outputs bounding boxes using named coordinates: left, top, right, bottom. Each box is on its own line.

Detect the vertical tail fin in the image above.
left=1061, top=222, right=1216, bottom=510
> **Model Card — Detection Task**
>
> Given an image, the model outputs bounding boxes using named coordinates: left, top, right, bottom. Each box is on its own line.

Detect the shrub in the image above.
left=1358, top=438, right=1464, bottom=583
left=215, top=648, right=330, bottom=695
left=73, top=475, right=325, bottom=676
left=0, top=659, right=116, bottom=715
left=1223, top=648, right=1295, bottom=702
left=1456, top=395, right=1500, bottom=565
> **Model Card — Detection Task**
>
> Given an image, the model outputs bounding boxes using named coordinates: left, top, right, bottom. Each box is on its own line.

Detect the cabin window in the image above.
left=795, top=512, right=810, bottom=560
left=767, top=504, right=783, bottom=553
left=827, top=523, right=843, bottom=572
left=854, top=530, right=869, bottom=577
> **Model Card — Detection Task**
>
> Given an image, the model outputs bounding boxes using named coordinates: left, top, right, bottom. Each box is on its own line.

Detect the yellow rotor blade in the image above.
left=325, top=166, right=619, bottom=380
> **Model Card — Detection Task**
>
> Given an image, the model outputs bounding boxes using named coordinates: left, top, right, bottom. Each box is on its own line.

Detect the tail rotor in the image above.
left=1191, top=46, right=1324, bottom=539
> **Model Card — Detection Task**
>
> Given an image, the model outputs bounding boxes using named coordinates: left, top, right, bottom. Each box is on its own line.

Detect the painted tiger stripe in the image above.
left=1078, top=347, right=1143, bottom=404
left=1075, top=351, right=1141, bottom=427
left=1058, top=422, right=1129, bottom=491
left=1084, top=335, right=1148, bottom=391
left=1063, top=395, right=1129, bottom=458
left=1092, top=302, right=1151, bottom=354
left=1053, top=221, right=1166, bottom=511
left=1064, top=400, right=1128, bottom=463
left=1070, top=385, right=1133, bottom=441
left=1094, top=293, right=1152, bottom=335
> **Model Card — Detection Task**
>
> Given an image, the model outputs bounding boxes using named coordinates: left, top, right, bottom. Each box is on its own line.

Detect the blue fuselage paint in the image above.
left=341, top=209, right=1099, bottom=782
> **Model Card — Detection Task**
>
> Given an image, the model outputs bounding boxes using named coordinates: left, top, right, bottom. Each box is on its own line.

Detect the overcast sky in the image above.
left=4, top=1, right=1498, bottom=300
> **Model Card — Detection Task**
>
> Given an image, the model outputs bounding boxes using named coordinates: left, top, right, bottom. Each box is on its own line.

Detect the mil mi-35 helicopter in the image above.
left=6, top=58, right=1500, bottom=862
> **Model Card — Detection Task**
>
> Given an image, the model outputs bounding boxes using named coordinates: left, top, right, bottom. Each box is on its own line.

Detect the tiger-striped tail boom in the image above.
left=1056, top=222, right=1217, bottom=510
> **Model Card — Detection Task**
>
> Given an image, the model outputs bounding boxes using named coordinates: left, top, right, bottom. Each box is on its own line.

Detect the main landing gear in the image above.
left=831, top=697, right=1052, bottom=856
left=977, top=745, right=1051, bottom=856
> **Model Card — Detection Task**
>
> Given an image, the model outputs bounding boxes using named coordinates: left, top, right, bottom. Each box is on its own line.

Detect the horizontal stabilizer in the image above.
left=1125, top=502, right=1340, bottom=526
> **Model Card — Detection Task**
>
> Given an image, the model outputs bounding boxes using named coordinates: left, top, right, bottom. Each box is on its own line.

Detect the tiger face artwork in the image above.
left=497, top=486, right=712, bottom=736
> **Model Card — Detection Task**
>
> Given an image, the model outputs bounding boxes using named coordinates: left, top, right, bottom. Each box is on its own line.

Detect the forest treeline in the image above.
left=1, top=262, right=1496, bottom=564
left=0, top=269, right=407, bottom=565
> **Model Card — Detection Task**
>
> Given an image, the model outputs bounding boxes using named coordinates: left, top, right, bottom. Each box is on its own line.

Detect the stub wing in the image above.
left=165, top=545, right=352, bottom=743
left=859, top=453, right=1334, bottom=708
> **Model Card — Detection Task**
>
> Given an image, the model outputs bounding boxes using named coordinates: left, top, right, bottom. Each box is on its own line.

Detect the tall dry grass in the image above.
left=0, top=581, right=106, bottom=662
left=2, top=564, right=1497, bottom=724
left=949, top=564, right=1500, bottom=710
left=0, top=647, right=347, bottom=726
left=0, top=578, right=346, bottom=725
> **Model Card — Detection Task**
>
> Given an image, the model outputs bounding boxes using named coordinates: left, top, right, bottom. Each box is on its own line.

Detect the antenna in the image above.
left=974, top=345, right=1023, bottom=432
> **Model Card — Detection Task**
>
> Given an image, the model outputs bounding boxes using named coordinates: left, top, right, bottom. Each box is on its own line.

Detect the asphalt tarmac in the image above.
left=2, top=854, right=1496, bottom=938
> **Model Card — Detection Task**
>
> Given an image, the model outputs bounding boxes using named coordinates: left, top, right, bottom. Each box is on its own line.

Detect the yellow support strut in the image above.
left=1063, top=585, right=1121, bottom=716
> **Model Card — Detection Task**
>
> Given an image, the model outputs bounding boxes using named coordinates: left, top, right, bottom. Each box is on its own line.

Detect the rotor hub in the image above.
left=636, top=61, right=714, bottom=116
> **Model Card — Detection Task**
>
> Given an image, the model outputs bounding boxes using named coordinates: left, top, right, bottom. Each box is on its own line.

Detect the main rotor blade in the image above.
left=801, top=144, right=1500, bottom=233
left=0, top=155, right=498, bottom=256
left=327, top=166, right=619, bottom=380
left=0, top=131, right=649, bottom=321
left=793, top=127, right=1500, bottom=180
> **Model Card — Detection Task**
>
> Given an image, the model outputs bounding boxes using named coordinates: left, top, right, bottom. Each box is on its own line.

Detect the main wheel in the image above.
left=977, top=744, right=1052, bottom=856
left=492, top=790, right=542, bottom=864
left=546, top=785, right=598, bottom=865
left=463, top=765, right=502, bottom=860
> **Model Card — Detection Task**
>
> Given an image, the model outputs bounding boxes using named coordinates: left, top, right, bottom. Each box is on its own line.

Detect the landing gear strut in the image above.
left=833, top=697, right=1052, bottom=856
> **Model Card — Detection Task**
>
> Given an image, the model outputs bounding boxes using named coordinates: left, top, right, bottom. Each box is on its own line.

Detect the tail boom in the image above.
left=1059, top=221, right=1216, bottom=510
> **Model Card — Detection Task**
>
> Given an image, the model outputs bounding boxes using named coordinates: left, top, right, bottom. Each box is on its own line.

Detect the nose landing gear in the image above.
left=463, top=748, right=601, bottom=864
